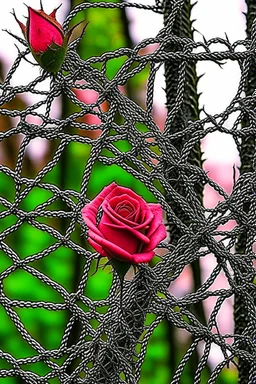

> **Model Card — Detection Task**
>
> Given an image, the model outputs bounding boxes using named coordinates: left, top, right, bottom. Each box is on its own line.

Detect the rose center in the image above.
left=115, top=202, right=135, bottom=219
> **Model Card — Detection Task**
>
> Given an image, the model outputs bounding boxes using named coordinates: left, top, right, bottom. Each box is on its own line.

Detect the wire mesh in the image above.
left=0, top=1, right=256, bottom=383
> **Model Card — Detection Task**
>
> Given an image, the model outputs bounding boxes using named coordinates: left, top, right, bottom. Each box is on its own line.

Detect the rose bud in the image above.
left=13, top=4, right=84, bottom=74
left=81, top=183, right=167, bottom=280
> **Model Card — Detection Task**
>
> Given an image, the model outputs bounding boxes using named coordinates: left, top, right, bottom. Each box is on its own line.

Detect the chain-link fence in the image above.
left=0, top=0, right=255, bottom=383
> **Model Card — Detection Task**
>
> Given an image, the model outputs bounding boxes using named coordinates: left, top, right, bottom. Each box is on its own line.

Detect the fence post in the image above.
left=162, top=0, right=209, bottom=378
left=234, top=1, right=256, bottom=383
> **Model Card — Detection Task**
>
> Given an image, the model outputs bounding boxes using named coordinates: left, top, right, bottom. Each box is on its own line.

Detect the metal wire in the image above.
left=0, top=0, right=255, bottom=383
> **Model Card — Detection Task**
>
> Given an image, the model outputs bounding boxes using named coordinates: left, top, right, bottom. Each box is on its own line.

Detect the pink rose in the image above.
left=13, top=5, right=86, bottom=74
left=26, top=7, right=64, bottom=54
left=81, top=183, right=167, bottom=264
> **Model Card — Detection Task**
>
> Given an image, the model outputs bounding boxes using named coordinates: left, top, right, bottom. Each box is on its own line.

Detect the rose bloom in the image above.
left=13, top=5, right=85, bottom=73
left=81, top=183, right=167, bottom=264
left=13, top=6, right=65, bottom=73
left=26, top=7, right=64, bottom=54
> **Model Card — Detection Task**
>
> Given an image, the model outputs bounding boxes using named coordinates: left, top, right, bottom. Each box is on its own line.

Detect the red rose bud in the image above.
left=81, top=183, right=167, bottom=280
left=13, top=5, right=81, bottom=74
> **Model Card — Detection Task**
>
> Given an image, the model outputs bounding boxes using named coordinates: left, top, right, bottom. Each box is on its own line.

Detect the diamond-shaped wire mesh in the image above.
left=0, top=1, right=256, bottom=383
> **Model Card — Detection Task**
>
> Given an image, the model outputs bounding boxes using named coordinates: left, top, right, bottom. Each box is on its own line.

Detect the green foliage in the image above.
left=140, top=320, right=171, bottom=384
left=38, top=44, right=66, bottom=74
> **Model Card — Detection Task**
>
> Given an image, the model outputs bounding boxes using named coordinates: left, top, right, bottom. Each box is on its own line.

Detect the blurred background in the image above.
left=0, top=0, right=249, bottom=383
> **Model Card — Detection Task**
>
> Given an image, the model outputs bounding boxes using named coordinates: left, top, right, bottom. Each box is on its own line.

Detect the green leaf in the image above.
left=35, top=43, right=66, bottom=74
left=110, top=258, right=131, bottom=281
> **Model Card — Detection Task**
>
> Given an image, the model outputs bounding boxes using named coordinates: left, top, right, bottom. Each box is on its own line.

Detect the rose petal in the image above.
left=142, top=224, right=167, bottom=252
left=146, top=203, right=166, bottom=238
left=138, top=202, right=154, bottom=226
left=88, top=237, right=109, bottom=258
left=141, top=203, right=167, bottom=252
left=132, top=251, right=155, bottom=264
left=115, top=200, right=138, bottom=221
left=81, top=183, right=118, bottom=228
left=87, top=228, right=134, bottom=263
left=81, top=183, right=167, bottom=265
left=105, top=184, right=141, bottom=200
left=98, top=223, right=140, bottom=255
left=99, top=211, right=151, bottom=245
left=116, top=202, right=134, bottom=218
left=107, top=194, right=140, bottom=225
left=102, top=201, right=153, bottom=230
left=81, top=207, right=103, bottom=239
left=89, top=228, right=154, bottom=264
left=28, top=8, right=63, bottom=53
left=104, top=186, right=155, bottom=227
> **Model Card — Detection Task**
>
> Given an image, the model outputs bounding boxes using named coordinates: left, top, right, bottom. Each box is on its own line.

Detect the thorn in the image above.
left=12, top=9, right=26, bottom=35
left=4, top=28, right=28, bottom=46
left=91, top=256, right=102, bottom=276
left=49, top=3, right=62, bottom=18
left=39, top=0, right=43, bottom=10
left=14, top=43, right=21, bottom=52
left=202, top=34, right=208, bottom=45
left=232, top=164, right=237, bottom=185
left=224, top=32, right=230, bottom=44
left=21, top=52, right=40, bottom=66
